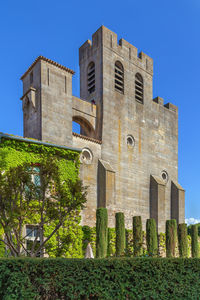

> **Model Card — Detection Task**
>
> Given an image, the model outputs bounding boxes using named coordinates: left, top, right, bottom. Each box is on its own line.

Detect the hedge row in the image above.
left=0, top=258, right=200, bottom=299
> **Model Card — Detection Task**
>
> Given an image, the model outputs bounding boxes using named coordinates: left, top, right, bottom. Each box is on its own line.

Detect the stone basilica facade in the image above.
left=20, top=26, right=185, bottom=232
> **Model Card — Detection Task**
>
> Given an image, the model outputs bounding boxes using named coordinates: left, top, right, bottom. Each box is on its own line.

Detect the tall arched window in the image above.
left=88, top=62, right=95, bottom=94
left=115, top=61, right=124, bottom=94
left=135, top=73, right=143, bottom=103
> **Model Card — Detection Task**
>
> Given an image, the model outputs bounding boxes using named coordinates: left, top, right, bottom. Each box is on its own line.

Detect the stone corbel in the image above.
left=21, top=87, right=37, bottom=111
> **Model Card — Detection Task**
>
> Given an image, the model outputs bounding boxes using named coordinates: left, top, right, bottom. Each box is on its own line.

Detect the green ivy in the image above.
left=0, top=137, right=83, bottom=258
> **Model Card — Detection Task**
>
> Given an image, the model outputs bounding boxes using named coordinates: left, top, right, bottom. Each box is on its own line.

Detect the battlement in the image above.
left=153, top=97, right=178, bottom=113
left=79, top=26, right=153, bottom=75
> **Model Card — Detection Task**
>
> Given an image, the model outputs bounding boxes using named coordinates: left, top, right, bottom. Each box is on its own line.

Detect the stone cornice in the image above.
left=72, top=132, right=102, bottom=144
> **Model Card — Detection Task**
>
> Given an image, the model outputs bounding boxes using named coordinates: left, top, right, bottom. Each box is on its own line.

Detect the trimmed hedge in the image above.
left=96, top=208, right=108, bottom=258
left=166, top=219, right=177, bottom=258
left=146, top=218, right=158, bottom=256
left=0, top=258, right=200, bottom=299
left=133, top=216, right=143, bottom=256
left=178, top=223, right=188, bottom=258
left=115, top=212, right=125, bottom=256
left=191, top=224, right=199, bottom=258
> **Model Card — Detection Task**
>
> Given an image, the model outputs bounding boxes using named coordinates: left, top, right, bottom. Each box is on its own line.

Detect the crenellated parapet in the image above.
left=153, top=97, right=178, bottom=113
left=79, top=26, right=153, bottom=75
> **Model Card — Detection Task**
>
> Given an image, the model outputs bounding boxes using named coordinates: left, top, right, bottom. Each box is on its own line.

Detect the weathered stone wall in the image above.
left=78, top=26, right=183, bottom=231
left=21, top=26, right=185, bottom=232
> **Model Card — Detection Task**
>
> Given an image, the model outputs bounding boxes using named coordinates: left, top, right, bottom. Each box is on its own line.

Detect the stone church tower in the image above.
left=20, top=26, right=185, bottom=232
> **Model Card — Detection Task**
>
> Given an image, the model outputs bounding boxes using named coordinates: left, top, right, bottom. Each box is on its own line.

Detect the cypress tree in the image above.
left=166, top=219, right=177, bottom=257
left=178, top=223, right=188, bottom=258
left=133, top=216, right=143, bottom=256
left=146, top=218, right=158, bottom=256
left=191, top=224, right=199, bottom=258
left=115, top=212, right=125, bottom=256
left=96, top=208, right=108, bottom=258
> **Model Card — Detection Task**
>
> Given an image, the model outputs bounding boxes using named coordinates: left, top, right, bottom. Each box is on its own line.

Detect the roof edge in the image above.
left=20, top=56, right=75, bottom=80
left=0, top=133, right=81, bottom=153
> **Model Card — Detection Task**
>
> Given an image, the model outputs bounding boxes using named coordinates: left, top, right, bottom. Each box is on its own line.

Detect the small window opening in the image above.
left=135, top=73, right=143, bottom=103
left=161, top=170, right=168, bottom=182
left=64, top=76, right=67, bottom=93
left=30, top=72, right=33, bottom=84
left=26, top=225, right=40, bottom=257
left=47, top=68, right=50, bottom=86
left=127, top=135, right=135, bottom=147
left=115, top=61, right=124, bottom=94
left=88, top=62, right=95, bottom=94
left=80, top=148, right=93, bottom=164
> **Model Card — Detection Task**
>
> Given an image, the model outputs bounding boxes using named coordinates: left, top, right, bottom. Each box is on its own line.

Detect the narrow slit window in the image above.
left=64, top=76, right=67, bottom=93
left=30, top=72, right=33, bottom=84
left=115, top=61, right=124, bottom=94
left=88, top=62, right=95, bottom=94
left=47, top=68, right=50, bottom=86
left=135, top=73, right=143, bottom=103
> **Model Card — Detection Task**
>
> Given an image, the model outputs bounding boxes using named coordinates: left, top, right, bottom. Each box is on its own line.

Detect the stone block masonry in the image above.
left=20, top=26, right=185, bottom=232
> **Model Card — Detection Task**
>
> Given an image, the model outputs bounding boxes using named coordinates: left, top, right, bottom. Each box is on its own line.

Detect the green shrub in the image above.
left=125, top=229, right=133, bottom=256
left=146, top=218, right=158, bottom=256
left=178, top=223, right=188, bottom=258
left=96, top=208, right=108, bottom=258
left=82, top=225, right=96, bottom=257
left=107, top=228, right=116, bottom=257
left=0, top=258, right=200, bottom=299
left=188, top=223, right=200, bottom=236
left=115, top=212, right=125, bottom=256
left=191, top=224, right=199, bottom=258
left=166, top=219, right=177, bottom=257
left=133, top=216, right=143, bottom=256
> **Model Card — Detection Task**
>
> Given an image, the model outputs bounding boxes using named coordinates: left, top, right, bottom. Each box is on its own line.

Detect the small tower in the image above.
left=21, top=56, right=74, bottom=146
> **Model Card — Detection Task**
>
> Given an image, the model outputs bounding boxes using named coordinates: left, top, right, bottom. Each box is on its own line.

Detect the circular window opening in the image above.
left=161, top=170, right=168, bottom=182
left=80, top=148, right=93, bottom=164
left=127, top=135, right=135, bottom=147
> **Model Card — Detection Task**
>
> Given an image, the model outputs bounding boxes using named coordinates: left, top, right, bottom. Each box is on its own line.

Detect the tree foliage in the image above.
left=146, top=218, right=158, bottom=256
left=166, top=219, right=177, bottom=258
left=96, top=208, right=108, bottom=258
left=0, top=156, right=87, bottom=257
left=115, top=212, right=125, bottom=256
left=133, top=216, right=143, bottom=256
left=191, top=224, right=199, bottom=258
left=178, top=223, right=188, bottom=258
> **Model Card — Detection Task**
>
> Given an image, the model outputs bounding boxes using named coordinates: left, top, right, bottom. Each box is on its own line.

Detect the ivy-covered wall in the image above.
left=0, top=134, right=84, bottom=258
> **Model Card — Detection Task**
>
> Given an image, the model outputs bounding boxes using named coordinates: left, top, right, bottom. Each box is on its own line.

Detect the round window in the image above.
left=127, top=135, right=135, bottom=147
left=161, top=170, right=168, bottom=182
left=80, top=148, right=93, bottom=164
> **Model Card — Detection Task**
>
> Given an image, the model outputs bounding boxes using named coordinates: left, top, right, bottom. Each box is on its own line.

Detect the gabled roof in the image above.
left=20, top=55, right=75, bottom=80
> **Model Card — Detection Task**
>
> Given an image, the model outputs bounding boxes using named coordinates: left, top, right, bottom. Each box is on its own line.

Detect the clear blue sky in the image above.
left=0, top=0, right=199, bottom=222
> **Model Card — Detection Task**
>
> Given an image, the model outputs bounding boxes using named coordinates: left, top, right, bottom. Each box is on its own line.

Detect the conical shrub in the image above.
left=146, top=218, right=158, bottom=256
left=115, top=212, right=125, bottom=256
left=133, top=216, right=143, bottom=256
left=178, top=223, right=188, bottom=258
left=191, top=224, right=199, bottom=258
left=96, top=208, right=108, bottom=258
left=166, top=219, right=177, bottom=257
